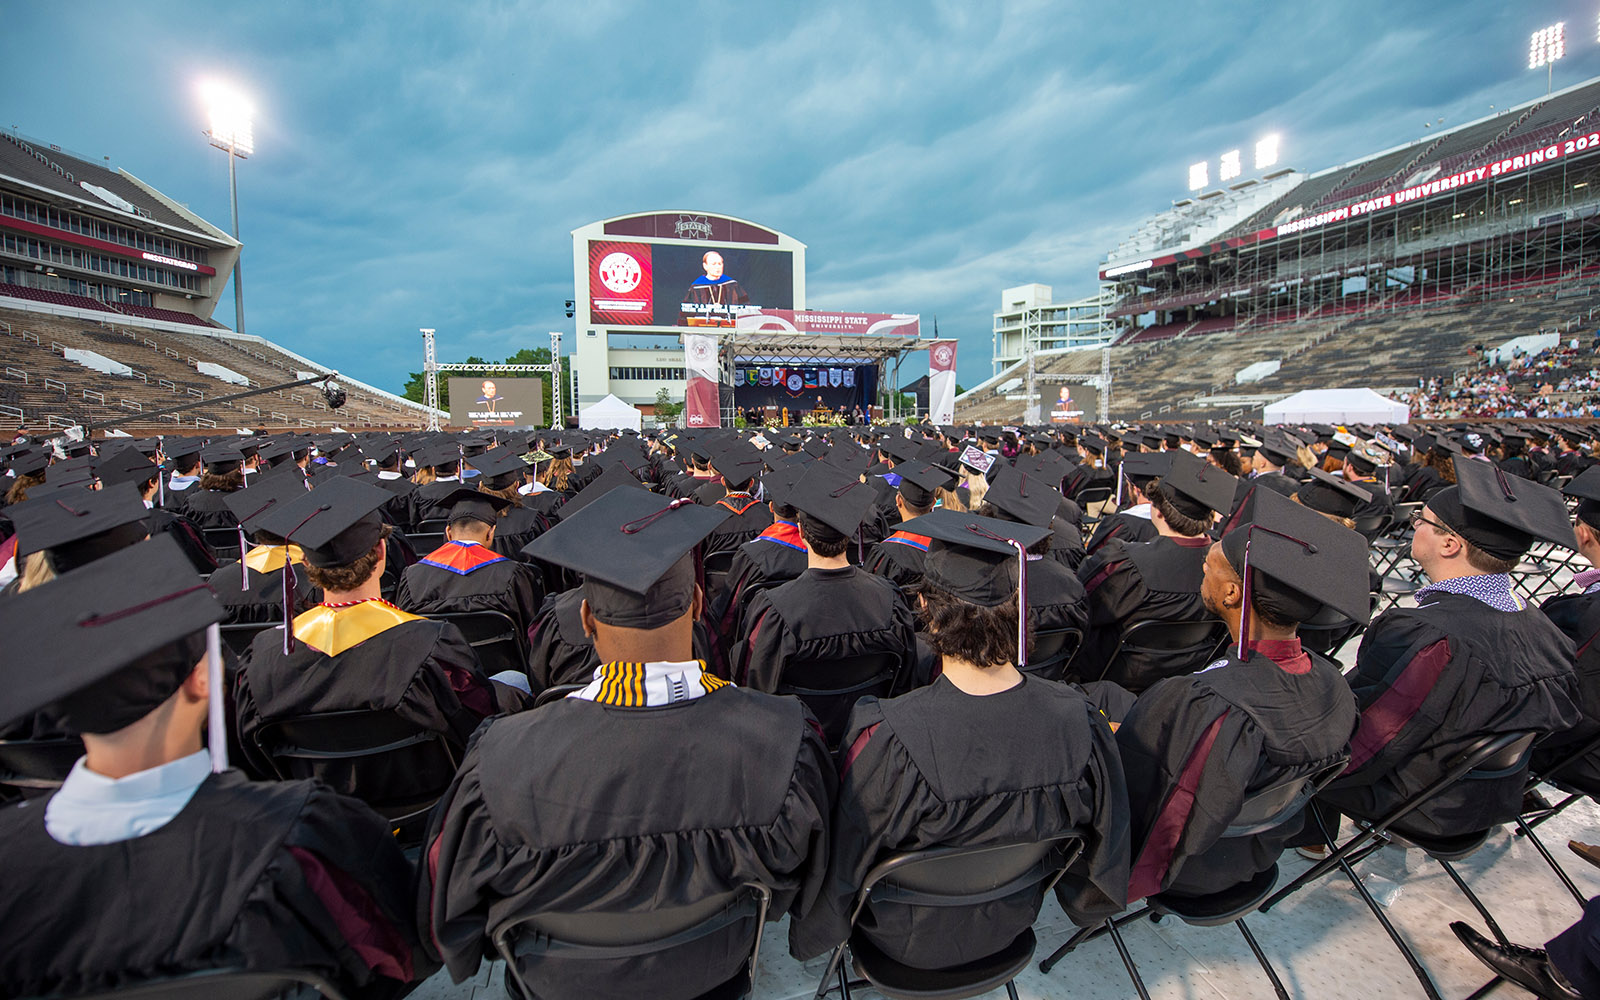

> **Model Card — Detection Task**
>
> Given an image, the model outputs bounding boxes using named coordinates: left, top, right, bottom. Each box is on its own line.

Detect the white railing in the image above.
left=143, top=338, right=158, bottom=349
left=241, top=404, right=260, bottom=416
left=119, top=399, right=141, bottom=411
left=159, top=413, right=178, bottom=423
left=21, top=331, right=37, bottom=344
left=158, top=378, right=176, bottom=390
left=82, top=389, right=104, bottom=403
left=194, top=417, right=216, bottom=428
left=165, top=348, right=180, bottom=359
left=3, top=367, right=26, bottom=383
left=270, top=411, right=287, bottom=422
left=130, top=370, right=146, bottom=382
left=49, top=341, right=66, bottom=354
left=43, top=377, right=65, bottom=391
left=186, top=387, right=203, bottom=398
left=0, top=403, right=22, bottom=422
left=46, top=414, right=73, bottom=428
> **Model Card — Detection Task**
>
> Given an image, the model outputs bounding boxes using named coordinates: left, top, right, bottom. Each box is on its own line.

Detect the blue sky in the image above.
left=8, top=2, right=1600, bottom=393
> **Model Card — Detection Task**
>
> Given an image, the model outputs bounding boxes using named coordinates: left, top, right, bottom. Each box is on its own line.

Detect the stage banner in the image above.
left=684, top=334, right=721, bottom=428
left=734, top=310, right=920, bottom=336
left=929, top=340, right=957, bottom=424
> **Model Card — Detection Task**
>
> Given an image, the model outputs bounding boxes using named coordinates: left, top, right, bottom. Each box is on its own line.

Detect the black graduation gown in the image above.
left=1026, top=555, right=1090, bottom=639
left=418, top=685, right=835, bottom=1000
left=1498, top=455, right=1537, bottom=480
left=235, top=605, right=526, bottom=788
left=707, top=521, right=810, bottom=654
left=1073, top=535, right=1215, bottom=689
left=207, top=545, right=322, bottom=625
left=735, top=566, right=917, bottom=738
left=0, top=771, right=433, bottom=999
left=487, top=506, right=546, bottom=562
left=408, top=478, right=467, bottom=526
left=1348, top=475, right=1394, bottom=530
left=145, top=505, right=218, bottom=573
left=703, top=493, right=775, bottom=555
left=524, top=589, right=599, bottom=693
left=788, top=676, right=1130, bottom=964
left=158, top=476, right=199, bottom=512
left=368, top=473, right=416, bottom=526
left=863, top=529, right=929, bottom=591
left=1400, top=464, right=1446, bottom=504
left=1098, top=643, right=1357, bottom=900
left=1047, top=516, right=1088, bottom=572
left=180, top=488, right=240, bottom=532
left=1534, top=589, right=1600, bottom=787
left=1322, top=592, right=1582, bottom=837
left=1558, top=451, right=1596, bottom=477
left=691, top=478, right=725, bottom=506
left=1086, top=510, right=1157, bottom=556
left=395, top=540, right=545, bottom=632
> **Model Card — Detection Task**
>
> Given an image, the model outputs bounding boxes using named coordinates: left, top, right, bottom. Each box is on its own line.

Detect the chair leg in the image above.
left=1332, top=841, right=1445, bottom=1000
left=1103, top=920, right=1154, bottom=1000
left=1462, top=975, right=1509, bottom=1000
left=1513, top=815, right=1588, bottom=907
left=811, top=943, right=846, bottom=1000
left=1519, top=791, right=1581, bottom=832
left=1038, top=920, right=1102, bottom=974
left=1235, top=918, right=1292, bottom=1000
left=837, top=963, right=850, bottom=1000
left=1005, top=981, right=1021, bottom=1000
left=1434, top=858, right=1512, bottom=948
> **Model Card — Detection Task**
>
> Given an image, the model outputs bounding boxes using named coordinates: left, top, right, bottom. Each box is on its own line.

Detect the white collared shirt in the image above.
left=1125, top=502, right=1152, bottom=521
left=44, top=750, right=211, bottom=846
left=376, top=470, right=403, bottom=480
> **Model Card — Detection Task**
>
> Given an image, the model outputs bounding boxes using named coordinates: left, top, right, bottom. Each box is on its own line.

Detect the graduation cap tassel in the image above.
left=1237, top=537, right=1253, bottom=661
left=1011, top=538, right=1029, bottom=669
left=206, top=622, right=228, bottom=773
left=281, top=559, right=297, bottom=655
left=238, top=526, right=250, bottom=591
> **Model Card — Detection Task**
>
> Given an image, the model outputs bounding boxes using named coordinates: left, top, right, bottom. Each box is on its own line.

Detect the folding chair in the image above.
left=428, top=609, right=527, bottom=676
left=0, top=736, right=84, bottom=797
left=20, top=966, right=348, bottom=999
left=201, top=526, right=243, bottom=562
left=813, top=837, right=1082, bottom=1000
left=492, top=882, right=771, bottom=1000
left=1095, top=617, right=1229, bottom=691
left=405, top=532, right=446, bottom=556
left=1513, top=729, right=1600, bottom=906
left=1039, top=757, right=1348, bottom=1000
left=252, top=708, right=460, bottom=844
left=702, top=549, right=739, bottom=603
left=1021, top=626, right=1081, bottom=682
left=533, top=682, right=586, bottom=708
left=1259, top=732, right=1538, bottom=1000
left=219, top=621, right=279, bottom=658
left=1296, top=596, right=1375, bottom=661
left=779, top=651, right=903, bottom=751
left=413, top=518, right=449, bottom=535
left=1074, top=487, right=1114, bottom=529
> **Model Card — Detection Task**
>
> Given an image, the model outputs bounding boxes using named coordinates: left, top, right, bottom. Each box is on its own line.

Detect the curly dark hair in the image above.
left=198, top=469, right=244, bottom=493
left=919, top=581, right=1020, bottom=668
left=303, top=524, right=393, bottom=593
left=796, top=512, right=847, bottom=558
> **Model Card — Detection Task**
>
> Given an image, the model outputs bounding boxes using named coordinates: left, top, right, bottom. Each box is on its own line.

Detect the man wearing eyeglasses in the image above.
left=1304, top=459, right=1581, bottom=852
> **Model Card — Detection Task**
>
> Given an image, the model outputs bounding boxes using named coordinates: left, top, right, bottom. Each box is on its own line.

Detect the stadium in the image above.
left=958, top=73, right=1600, bottom=427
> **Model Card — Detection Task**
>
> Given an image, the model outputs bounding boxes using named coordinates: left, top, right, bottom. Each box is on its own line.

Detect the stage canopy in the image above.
left=579, top=393, right=643, bottom=432
left=1263, top=387, right=1409, bottom=425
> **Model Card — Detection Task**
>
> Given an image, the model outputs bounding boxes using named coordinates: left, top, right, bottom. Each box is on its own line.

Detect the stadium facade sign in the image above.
left=0, top=214, right=219, bottom=276
left=1100, top=131, right=1596, bottom=279
left=732, top=310, right=919, bottom=337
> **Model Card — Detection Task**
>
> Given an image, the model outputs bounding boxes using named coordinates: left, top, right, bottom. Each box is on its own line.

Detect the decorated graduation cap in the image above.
left=1221, top=485, right=1373, bottom=658
left=984, top=465, right=1059, bottom=528
left=560, top=461, right=648, bottom=518
left=1564, top=466, right=1600, bottom=527
left=1428, top=457, right=1576, bottom=558
left=440, top=487, right=513, bottom=527
left=787, top=462, right=876, bottom=537
left=1295, top=467, right=1372, bottom=520
left=522, top=485, right=729, bottom=630
left=1155, top=450, right=1236, bottom=520
left=895, top=460, right=954, bottom=509
left=899, top=510, right=1050, bottom=667
left=0, top=535, right=228, bottom=769
left=10, top=481, right=150, bottom=572
left=253, top=476, right=393, bottom=569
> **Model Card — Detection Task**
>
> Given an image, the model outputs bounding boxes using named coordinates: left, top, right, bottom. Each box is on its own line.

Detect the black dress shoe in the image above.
left=1451, top=922, right=1582, bottom=999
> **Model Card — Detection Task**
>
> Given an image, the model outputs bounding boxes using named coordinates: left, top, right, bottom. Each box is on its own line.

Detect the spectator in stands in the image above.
left=424, top=487, right=833, bottom=1000
left=0, top=537, right=435, bottom=999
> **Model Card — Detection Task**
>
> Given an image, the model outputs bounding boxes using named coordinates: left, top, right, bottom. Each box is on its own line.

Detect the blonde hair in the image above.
left=5, top=472, right=44, bottom=505
left=936, top=485, right=967, bottom=512
left=16, top=551, right=56, bottom=593
left=965, top=474, right=989, bottom=510
left=411, top=465, right=437, bottom=486
left=540, top=457, right=574, bottom=491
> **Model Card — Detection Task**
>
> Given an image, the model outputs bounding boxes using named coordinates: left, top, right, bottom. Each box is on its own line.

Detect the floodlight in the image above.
left=1219, top=149, right=1242, bottom=182
left=200, top=79, right=255, bottom=157
left=1188, top=161, right=1208, bottom=191
left=1529, top=22, right=1565, bottom=70
left=1254, top=134, right=1280, bottom=170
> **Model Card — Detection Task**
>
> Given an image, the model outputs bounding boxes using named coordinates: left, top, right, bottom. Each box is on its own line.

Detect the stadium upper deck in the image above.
left=1101, top=76, right=1600, bottom=336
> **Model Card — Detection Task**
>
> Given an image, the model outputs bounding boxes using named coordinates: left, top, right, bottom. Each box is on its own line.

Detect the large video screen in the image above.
left=448, top=377, right=544, bottom=429
left=589, top=240, right=794, bottom=327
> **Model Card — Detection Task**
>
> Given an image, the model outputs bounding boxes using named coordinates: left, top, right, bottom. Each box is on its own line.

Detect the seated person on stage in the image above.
left=1073, top=451, right=1236, bottom=690
left=0, top=537, right=433, bottom=999
left=235, top=478, right=529, bottom=783
left=1098, top=488, right=1362, bottom=901
left=734, top=463, right=917, bottom=723
left=206, top=473, right=322, bottom=625
left=395, top=488, right=544, bottom=633
left=423, top=487, right=834, bottom=1000
left=862, top=460, right=951, bottom=591
left=790, top=511, right=1130, bottom=965
left=1086, top=452, right=1167, bottom=556
left=701, top=439, right=774, bottom=553
left=1311, top=459, right=1581, bottom=843
left=709, top=464, right=811, bottom=654
left=1529, top=466, right=1600, bottom=787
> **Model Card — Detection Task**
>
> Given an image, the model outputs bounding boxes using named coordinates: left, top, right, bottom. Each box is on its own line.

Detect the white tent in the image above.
left=579, top=393, right=643, bottom=432
left=1263, top=388, right=1409, bottom=425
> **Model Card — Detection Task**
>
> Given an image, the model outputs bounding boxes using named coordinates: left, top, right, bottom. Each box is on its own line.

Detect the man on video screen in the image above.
left=682, top=251, right=750, bottom=309
left=476, top=380, right=503, bottom=414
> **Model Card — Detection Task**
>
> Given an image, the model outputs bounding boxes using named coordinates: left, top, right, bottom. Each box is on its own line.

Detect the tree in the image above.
left=653, top=386, right=684, bottom=426
left=401, top=349, right=571, bottom=424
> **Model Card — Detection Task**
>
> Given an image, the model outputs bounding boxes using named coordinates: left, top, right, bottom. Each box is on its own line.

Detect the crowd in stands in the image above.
left=1403, top=337, right=1600, bottom=419
left=2, top=416, right=1600, bottom=999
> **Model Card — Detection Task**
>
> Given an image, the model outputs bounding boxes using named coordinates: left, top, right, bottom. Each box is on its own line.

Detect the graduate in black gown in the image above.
left=395, top=488, right=544, bottom=632
left=462, top=447, right=549, bottom=561
left=790, top=511, right=1130, bottom=964
left=1097, top=488, right=1363, bottom=901
left=0, top=537, right=433, bottom=999
left=1087, top=453, right=1167, bottom=556
left=178, top=444, right=248, bottom=532
left=235, top=478, right=529, bottom=787
left=1531, top=466, right=1600, bottom=788
left=1073, top=451, right=1235, bottom=689
left=423, top=486, right=835, bottom=1000
left=976, top=466, right=1090, bottom=640
left=406, top=443, right=468, bottom=526
left=701, top=439, right=775, bottom=554
left=708, top=464, right=811, bottom=658
left=206, top=473, right=321, bottom=625
left=94, top=446, right=216, bottom=573
left=861, top=461, right=948, bottom=591
left=361, top=439, right=417, bottom=526
left=157, top=437, right=203, bottom=511
left=1314, top=460, right=1582, bottom=840
left=734, top=463, right=917, bottom=737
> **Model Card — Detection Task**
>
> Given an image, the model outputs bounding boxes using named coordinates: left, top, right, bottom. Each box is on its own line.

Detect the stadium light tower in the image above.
left=1254, top=134, right=1280, bottom=171
left=200, top=80, right=254, bottom=335
left=1529, top=22, right=1565, bottom=94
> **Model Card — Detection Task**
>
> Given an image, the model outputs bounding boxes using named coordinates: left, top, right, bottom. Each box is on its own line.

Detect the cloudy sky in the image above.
left=8, top=2, right=1600, bottom=392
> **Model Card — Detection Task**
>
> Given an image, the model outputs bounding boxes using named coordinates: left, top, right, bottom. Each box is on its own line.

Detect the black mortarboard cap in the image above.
left=522, top=486, right=728, bottom=630
left=8, top=448, right=50, bottom=477
left=713, top=440, right=765, bottom=486
left=1565, top=466, right=1600, bottom=526
left=560, top=461, right=648, bottom=517
left=984, top=465, right=1060, bottom=528
left=1221, top=485, right=1372, bottom=627
left=94, top=447, right=160, bottom=488
left=223, top=473, right=310, bottom=535
left=469, top=448, right=530, bottom=487
left=253, top=476, right=393, bottom=568
left=762, top=464, right=808, bottom=508
left=201, top=443, right=242, bottom=473
left=10, top=482, right=150, bottom=571
left=0, top=535, right=223, bottom=734
left=1295, top=467, right=1372, bottom=520
left=440, top=486, right=513, bottom=526
left=1429, top=458, right=1576, bottom=557
left=877, top=435, right=920, bottom=463
left=1156, top=450, right=1236, bottom=518
left=787, top=462, right=876, bottom=537
left=900, top=510, right=1051, bottom=608
left=1119, top=452, right=1171, bottom=484
left=163, top=437, right=204, bottom=463
left=894, top=460, right=952, bottom=509
left=414, top=443, right=462, bottom=469
left=1257, top=437, right=1296, bottom=467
